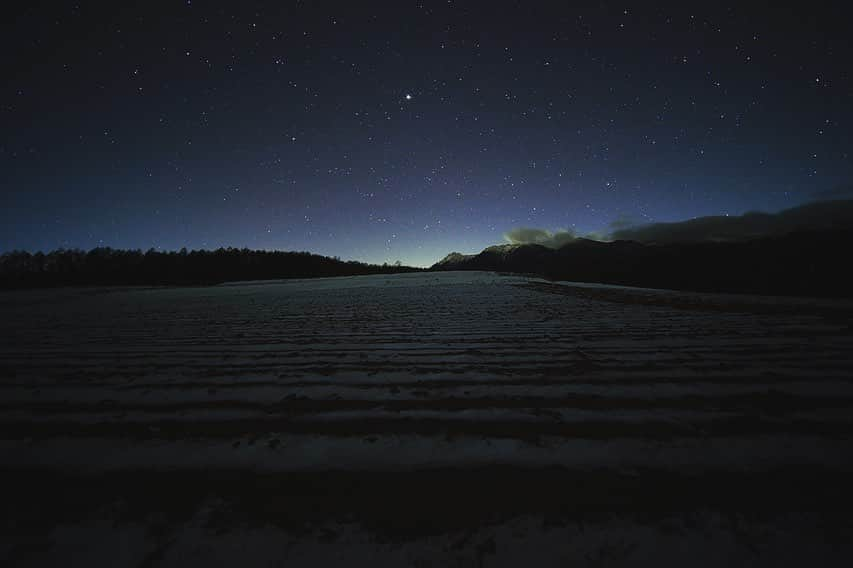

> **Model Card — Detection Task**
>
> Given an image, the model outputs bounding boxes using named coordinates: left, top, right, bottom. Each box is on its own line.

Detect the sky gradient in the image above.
left=3, top=2, right=852, bottom=266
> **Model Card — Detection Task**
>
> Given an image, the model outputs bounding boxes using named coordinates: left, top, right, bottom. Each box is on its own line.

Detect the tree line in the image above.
left=0, top=247, right=420, bottom=289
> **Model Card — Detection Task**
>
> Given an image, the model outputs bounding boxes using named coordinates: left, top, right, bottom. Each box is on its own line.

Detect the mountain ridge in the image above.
left=431, top=200, right=853, bottom=297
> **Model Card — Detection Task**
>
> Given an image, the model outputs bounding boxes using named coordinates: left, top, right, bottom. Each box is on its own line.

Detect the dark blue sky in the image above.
left=3, top=2, right=852, bottom=266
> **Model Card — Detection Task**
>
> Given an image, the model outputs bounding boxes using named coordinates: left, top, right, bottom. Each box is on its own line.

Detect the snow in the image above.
left=2, top=271, right=853, bottom=565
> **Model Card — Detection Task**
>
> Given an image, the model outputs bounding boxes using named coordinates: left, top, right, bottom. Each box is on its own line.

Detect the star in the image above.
left=405, top=94, right=412, bottom=101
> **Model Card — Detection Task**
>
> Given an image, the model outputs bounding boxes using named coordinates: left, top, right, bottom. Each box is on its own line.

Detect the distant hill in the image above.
left=0, top=248, right=420, bottom=289
left=433, top=200, right=853, bottom=298
left=432, top=251, right=474, bottom=267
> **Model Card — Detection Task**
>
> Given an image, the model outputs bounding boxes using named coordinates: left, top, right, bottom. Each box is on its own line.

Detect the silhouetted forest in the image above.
left=434, top=230, right=853, bottom=298
left=0, top=248, right=420, bottom=289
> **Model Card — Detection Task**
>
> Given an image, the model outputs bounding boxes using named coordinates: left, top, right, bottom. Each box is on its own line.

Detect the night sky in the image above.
left=3, top=2, right=852, bottom=267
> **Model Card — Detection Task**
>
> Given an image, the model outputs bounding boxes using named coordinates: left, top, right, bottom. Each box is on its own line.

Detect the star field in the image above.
left=2, top=2, right=852, bottom=266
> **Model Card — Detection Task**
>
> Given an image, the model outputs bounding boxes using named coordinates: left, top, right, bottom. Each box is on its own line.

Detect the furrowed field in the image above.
left=3, top=271, right=853, bottom=566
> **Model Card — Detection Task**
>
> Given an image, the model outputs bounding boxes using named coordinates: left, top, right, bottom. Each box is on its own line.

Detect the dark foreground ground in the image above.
left=2, top=272, right=853, bottom=566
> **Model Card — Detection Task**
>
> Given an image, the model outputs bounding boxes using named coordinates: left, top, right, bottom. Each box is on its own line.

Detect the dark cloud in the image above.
left=500, top=200, right=853, bottom=250
left=610, top=200, right=853, bottom=244
left=504, top=228, right=577, bottom=248
left=608, top=216, right=639, bottom=232
left=813, top=183, right=853, bottom=202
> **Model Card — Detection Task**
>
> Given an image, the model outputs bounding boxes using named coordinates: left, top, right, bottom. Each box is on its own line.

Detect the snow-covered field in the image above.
left=2, top=271, right=853, bottom=566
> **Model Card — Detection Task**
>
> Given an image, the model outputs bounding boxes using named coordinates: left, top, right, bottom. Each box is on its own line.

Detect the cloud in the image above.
left=813, top=183, right=853, bottom=202
left=504, top=227, right=577, bottom=248
left=499, top=199, right=853, bottom=250
left=608, top=215, right=638, bottom=232
left=610, top=199, right=853, bottom=244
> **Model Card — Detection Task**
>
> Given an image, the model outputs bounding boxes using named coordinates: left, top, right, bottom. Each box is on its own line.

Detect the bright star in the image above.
left=405, top=93, right=412, bottom=100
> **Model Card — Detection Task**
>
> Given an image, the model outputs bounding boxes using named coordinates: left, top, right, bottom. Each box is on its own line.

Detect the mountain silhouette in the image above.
left=434, top=200, right=853, bottom=298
